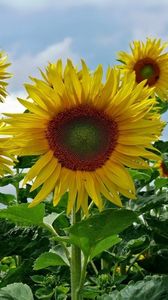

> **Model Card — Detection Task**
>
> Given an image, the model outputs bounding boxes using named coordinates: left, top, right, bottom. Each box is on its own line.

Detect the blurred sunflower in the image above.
left=156, top=154, right=168, bottom=177
left=0, top=138, right=13, bottom=177
left=0, top=51, right=11, bottom=102
left=0, top=60, right=163, bottom=213
left=117, top=38, right=168, bottom=100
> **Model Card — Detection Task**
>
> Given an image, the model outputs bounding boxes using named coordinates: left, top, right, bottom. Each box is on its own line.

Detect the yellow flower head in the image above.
left=0, top=60, right=163, bottom=214
left=0, top=51, right=11, bottom=102
left=117, top=38, right=168, bottom=101
left=156, top=154, right=168, bottom=177
left=0, top=138, right=13, bottom=177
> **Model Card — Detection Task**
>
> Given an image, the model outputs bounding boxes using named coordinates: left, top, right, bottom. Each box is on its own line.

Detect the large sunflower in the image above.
left=0, top=51, right=11, bottom=102
left=0, top=60, right=163, bottom=213
left=117, top=38, right=168, bottom=100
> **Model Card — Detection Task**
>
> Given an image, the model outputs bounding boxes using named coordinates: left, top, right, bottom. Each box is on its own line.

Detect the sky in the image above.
left=0, top=0, right=168, bottom=128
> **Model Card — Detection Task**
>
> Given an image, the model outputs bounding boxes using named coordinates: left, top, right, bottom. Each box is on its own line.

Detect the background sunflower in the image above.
left=0, top=138, right=13, bottom=177
left=0, top=51, right=11, bottom=102
left=156, top=154, right=168, bottom=177
left=117, top=38, right=168, bottom=101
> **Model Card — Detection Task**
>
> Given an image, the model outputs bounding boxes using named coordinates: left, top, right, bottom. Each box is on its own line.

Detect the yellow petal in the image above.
left=23, top=150, right=53, bottom=185
left=95, top=173, right=122, bottom=207
left=28, top=170, right=58, bottom=207
left=30, top=158, right=59, bottom=191
left=84, top=172, right=103, bottom=210
left=67, top=172, right=77, bottom=214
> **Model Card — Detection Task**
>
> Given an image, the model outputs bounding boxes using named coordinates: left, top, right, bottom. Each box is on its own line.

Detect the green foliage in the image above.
left=98, top=275, right=168, bottom=300
left=0, top=193, right=16, bottom=205
left=154, top=140, right=168, bottom=152
left=33, top=252, right=68, bottom=270
left=155, top=177, right=168, bottom=189
left=0, top=283, right=34, bottom=300
left=31, top=273, right=70, bottom=299
left=0, top=222, right=50, bottom=260
left=129, top=169, right=152, bottom=181
left=156, top=96, right=168, bottom=113
left=14, top=156, right=39, bottom=169
left=0, top=204, right=45, bottom=226
left=0, top=174, right=25, bottom=187
left=90, top=235, right=121, bottom=259
left=69, top=209, right=137, bottom=257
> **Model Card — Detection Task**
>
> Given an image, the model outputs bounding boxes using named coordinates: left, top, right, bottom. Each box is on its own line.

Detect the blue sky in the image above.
left=0, top=0, right=167, bottom=135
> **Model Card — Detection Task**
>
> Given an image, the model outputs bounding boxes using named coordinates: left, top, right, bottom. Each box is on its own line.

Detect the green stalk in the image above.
left=15, top=168, right=20, bottom=203
left=71, top=208, right=82, bottom=300
left=76, top=254, right=88, bottom=298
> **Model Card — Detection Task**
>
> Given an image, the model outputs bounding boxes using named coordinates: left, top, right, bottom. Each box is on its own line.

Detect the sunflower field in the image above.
left=0, top=38, right=168, bottom=300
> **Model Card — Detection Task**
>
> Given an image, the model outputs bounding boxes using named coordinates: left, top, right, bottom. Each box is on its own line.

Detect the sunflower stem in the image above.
left=15, top=168, right=20, bottom=203
left=71, top=208, right=82, bottom=300
left=76, top=254, right=89, bottom=298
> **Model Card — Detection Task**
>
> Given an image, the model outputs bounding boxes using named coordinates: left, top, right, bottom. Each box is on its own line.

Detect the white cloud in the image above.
left=0, top=185, right=16, bottom=196
left=125, top=1, right=168, bottom=41
left=9, top=37, right=80, bottom=91
left=130, top=10, right=168, bottom=41
left=0, top=38, right=80, bottom=114
left=95, top=1, right=168, bottom=54
left=162, top=112, right=168, bottom=141
left=0, top=91, right=25, bottom=115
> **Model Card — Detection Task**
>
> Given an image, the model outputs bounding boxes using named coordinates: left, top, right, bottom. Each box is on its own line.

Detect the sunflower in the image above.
left=0, top=138, right=13, bottom=177
left=117, top=38, right=168, bottom=101
left=0, top=60, right=163, bottom=214
left=156, top=154, right=168, bottom=177
left=0, top=51, right=11, bottom=102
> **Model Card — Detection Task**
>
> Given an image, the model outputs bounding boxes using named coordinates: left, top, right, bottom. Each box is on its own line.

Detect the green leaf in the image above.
left=129, top=169, right=151, bottom=181
left=154, top=177, right=168, bottom=189
left=35, top=287, right=54, bottom=299
left=133, top=191, right=168, bottom=213
left=156, top=97, right=168, bottom=113
left=14, top=155, right=39, bottom=169
left=16, top=184, right=40, bottom=204
left=52, top=245, right=70, bottom=266
left=154, top=140, right=168, bottom=153
left=98, top=275, right=168, bottom=300
left=0, top=193, right=16, bottom=205
left=126, top=236, right=148, bottom=253
left=33, top=252, right=67, bottom=270
left=30, top=275, right=45, bottom=284
left=0, top=203, right=45, bottom=226
left=90, top=235, right=121, bottom=259
left=0, top=283, right=34, bottom=300
left=69, top=208, right=137, bottom=256
left=0, top=174, right=25, bottom=188
left=43, top=212, right=63, bottom=227
left=81, top=286, right=100, bottom=299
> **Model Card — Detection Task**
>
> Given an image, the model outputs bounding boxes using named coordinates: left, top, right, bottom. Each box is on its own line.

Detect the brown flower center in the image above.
left=46, top=104, right=118, bottom=171
left=134, top=57, right=160, bottom=86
